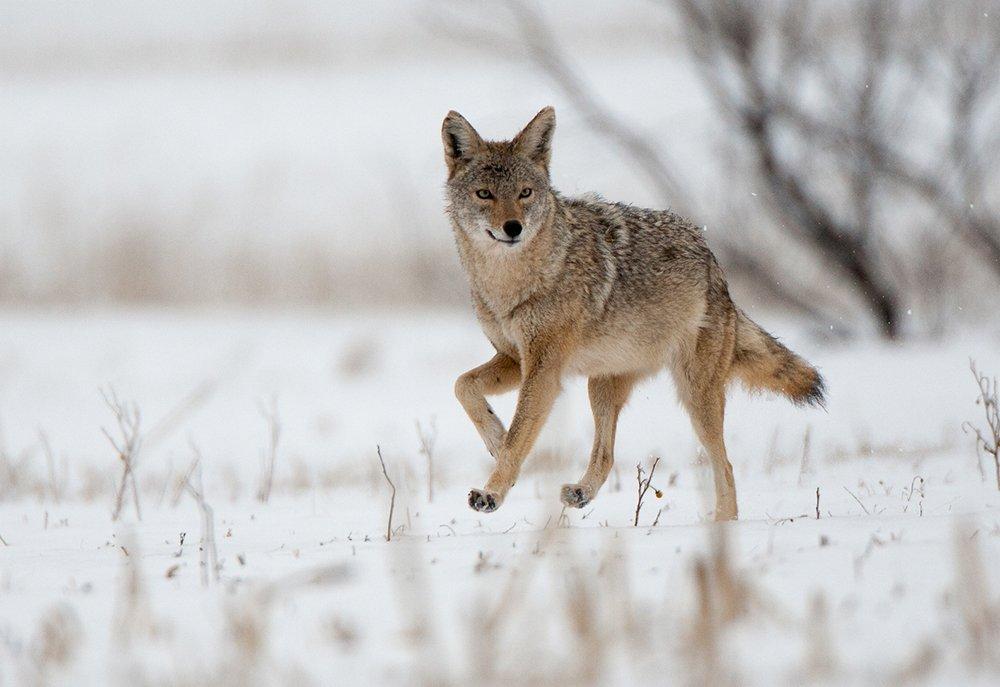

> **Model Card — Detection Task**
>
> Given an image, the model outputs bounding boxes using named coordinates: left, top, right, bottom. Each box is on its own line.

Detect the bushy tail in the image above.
left=731, top=311, right=826, bottom=407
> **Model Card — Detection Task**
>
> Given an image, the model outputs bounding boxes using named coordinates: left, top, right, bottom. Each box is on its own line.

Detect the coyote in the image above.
left=443, top=107, right=824, bottom=521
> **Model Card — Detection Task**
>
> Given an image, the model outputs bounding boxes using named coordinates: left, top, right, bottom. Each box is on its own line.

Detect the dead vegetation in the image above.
left=376, top=445, right=397, bottom=542
left=24, top=602, right=83, bottom=686
left=101, top=388, right=143, bottom=521
left=964, top=360, right=1000, bottom=489
left=415, top=418, right=437, bottom=503
left=633, top=456, right=663, bottom=526
left=6, top=494, right=999, bottom=685
left=182, top=445, right=220, bottom=587
left=256, top=397, right=282, bottom=504
left=953, top=523, right=1000, bottom=669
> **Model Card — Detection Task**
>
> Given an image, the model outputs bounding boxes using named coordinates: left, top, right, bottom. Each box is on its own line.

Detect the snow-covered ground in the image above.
left=1, top=309, right=999, bottom=685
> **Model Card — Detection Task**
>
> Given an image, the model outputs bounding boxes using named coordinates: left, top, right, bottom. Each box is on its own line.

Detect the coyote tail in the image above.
left=731, top=311, right=826, bottom=407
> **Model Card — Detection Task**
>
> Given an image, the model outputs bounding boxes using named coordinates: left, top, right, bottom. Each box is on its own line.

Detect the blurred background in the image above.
left=3, top=0, right=997, bottom=338
left=3, top=7, right=1000, bottom=683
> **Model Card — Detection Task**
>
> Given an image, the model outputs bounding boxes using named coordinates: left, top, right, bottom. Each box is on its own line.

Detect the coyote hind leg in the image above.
left=683, top=382, right=737, bottom=521
left=675, top=313, right=739, bottom=521
left=561, top=373, right=638, bottom=508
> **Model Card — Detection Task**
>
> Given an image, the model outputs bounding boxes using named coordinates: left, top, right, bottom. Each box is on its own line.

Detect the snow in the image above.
left=1, top=309, right=999, bottom=685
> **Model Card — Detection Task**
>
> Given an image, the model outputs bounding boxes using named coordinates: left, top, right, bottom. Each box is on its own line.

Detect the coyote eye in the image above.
left=519, top=188, right=532, bottom=199
left=475, top=189, right=493, bottom=200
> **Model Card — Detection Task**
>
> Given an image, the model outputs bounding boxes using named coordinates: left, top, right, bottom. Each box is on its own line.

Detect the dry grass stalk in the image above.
left=634, top=456, right=662, bottom=526
left=964, top=360, right=1000, bottom=490
left=953, top=524, right=1000, bottom=668
left=38, top=429, right=63, bottom=504
left=890, top=641, right=939, bottom=686
left=803, top=593, right=836, bottom=679
left=561, top=563, right=605, bottom=684
left=256, top=396, right=282, bottom=503
left=224, top=563, right=351, bottom=685
left=466, top=522, right=562, bottom=682
left=687, top=558, right=727, bottom=686
left=843, top=486, right=871, bottom=516
left=708, top=525, right=749, bottom=623
left=0, top=421, right=39, bottom=501
left=797, top=427, right=813, bottom=487
left=100, top=388, right=142, bottom=521
left=388, top=538, right=449, bottom=684
left=415, top=417, right=437, bottom=502
left=183, top=445, right=219, bottom=587
left=683, top=525, right=752, bottom=685
left=170, top=454, right=201, bottom=508
left=27, top=603, right=83, bottom=684
left=144, top=376, right=220, bottom=451
left=113, top=531, right=153, bottom=648
left=376, top=445, right=396, bottom=542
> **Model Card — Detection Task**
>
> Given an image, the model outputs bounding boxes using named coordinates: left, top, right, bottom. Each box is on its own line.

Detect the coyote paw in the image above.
left=468, top=488, right=500, bottom=513
left=560, top=483, right=593, bottom=508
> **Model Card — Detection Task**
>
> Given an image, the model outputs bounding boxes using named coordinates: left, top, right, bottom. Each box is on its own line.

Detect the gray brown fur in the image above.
left=443, top=107, right=824, bottom=520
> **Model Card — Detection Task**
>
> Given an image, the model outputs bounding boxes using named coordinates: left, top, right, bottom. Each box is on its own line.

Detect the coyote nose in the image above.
left=502, top=220, right=523, bottom=238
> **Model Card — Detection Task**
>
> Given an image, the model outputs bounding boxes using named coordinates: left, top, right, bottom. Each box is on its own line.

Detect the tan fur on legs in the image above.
left=561, top=374, right=638, bottom=508
left=455, top=353, right=522, bottom=459
left=469, top=341, right=567, bottom=512
left=675, top=311, right=739, bottom=521
left=687, top=386, right=737, bottom=521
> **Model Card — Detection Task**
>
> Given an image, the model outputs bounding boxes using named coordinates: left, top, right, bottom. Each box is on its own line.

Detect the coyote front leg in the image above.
left=561, top=373, right=637, bottom=508
left=454, top=353, right=522, bottom=459
left=469, top=347, right=563, bottom=512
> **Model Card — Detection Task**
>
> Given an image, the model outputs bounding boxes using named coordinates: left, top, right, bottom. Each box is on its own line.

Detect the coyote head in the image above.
left=441, top=107, right=556, bottom=250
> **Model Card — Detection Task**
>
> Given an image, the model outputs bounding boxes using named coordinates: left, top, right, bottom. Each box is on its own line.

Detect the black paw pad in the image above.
left=561, top=484, right=591, bottom=508
left=468, top=489, right=498, bottom=512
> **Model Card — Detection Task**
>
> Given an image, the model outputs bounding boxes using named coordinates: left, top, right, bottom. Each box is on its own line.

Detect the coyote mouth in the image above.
left=486, top=229, right=520, bottom=245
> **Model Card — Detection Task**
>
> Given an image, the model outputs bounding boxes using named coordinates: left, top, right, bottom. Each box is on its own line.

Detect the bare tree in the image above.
left=674, top=0, right=904, bottom=336
left=673, top=0, right=1000, bottom=337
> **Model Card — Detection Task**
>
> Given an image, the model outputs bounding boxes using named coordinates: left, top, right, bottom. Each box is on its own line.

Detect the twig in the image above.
left=256, top=396, right=282, bottom=503
left=171, top=452, right=201, bottom=508
left=634, top=456, right=662, bottom=526
left=377, top=445, right=396, bottom=542
left=843, top=486, right=871, bottom=516
left=182, top=445, right=218, bottom=587
left=144, top=377, right=220, bottom=451
left=815, top=487, right=821, bottom=520
left=38, top=429, right=61, bottom=505
left=964, top=360, right=1000, bottom=490
left=100, top=387, right=143, bottom=521
left=797, top=426, right=812, bottom=487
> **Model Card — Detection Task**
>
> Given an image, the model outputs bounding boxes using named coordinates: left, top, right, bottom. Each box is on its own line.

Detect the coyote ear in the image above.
left=442, top=110, right=485, bottom=178
left=512, top=106, right=556, bottom=172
